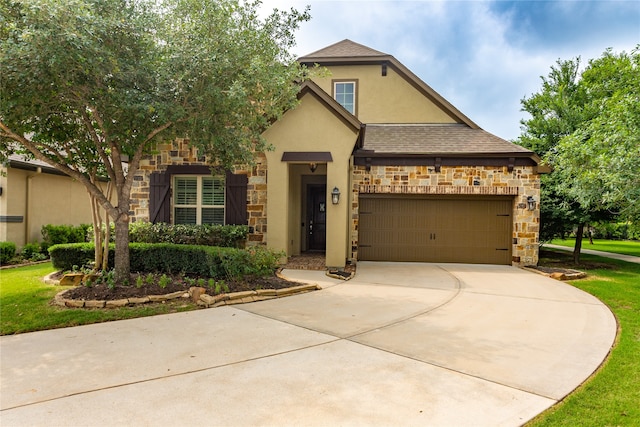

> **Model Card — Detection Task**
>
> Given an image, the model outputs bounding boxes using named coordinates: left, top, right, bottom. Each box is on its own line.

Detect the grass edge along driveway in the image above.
left=526, top=252, right=639, bottom=426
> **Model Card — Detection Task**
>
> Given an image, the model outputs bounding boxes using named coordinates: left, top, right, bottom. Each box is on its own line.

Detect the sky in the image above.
left=258, top=0, right=640, bottom=141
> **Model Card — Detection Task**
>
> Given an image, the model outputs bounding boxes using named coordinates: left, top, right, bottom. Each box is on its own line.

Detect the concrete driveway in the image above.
left=0, top=262, right=615, bottom=426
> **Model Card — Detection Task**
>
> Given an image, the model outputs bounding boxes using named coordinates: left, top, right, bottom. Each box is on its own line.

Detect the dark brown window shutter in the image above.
left=225, top=171, right=248, bottom=225
left=149, top=172, right=171, bottom=223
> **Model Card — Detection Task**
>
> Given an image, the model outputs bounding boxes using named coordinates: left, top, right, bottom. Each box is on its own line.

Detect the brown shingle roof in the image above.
left=299, top=39, right=388, bottom=60
left=362, top=124, right=533, bottom=155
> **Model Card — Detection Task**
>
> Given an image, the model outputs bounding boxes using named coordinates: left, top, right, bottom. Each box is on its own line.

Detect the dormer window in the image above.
left=333, top=80, right=357, bottom=115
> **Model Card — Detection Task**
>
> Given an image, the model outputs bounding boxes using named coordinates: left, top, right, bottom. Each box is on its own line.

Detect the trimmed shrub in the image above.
left=0, top=241, right=17, bottom=264
left=21, top=242, right=47, bottom=261
left=49, top=243, right=281, bottom=279
left=49, top=243, right=102, bottom=271
left=128, top=222, right=248, bottom=247
left=41, top=224, right=90, bottom=252
left=90, top=222, right=249, bottom=248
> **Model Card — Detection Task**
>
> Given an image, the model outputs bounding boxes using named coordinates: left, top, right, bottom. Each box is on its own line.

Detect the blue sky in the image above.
left=259, top=0, right=640, bottom=141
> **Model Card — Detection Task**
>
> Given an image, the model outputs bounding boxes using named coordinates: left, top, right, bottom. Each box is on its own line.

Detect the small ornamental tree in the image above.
left=0, top=0, right=310, bottom=281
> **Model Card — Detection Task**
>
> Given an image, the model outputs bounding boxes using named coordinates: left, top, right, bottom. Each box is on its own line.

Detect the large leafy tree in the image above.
left=0, top=0, right=310, bottom=281
left=518, top=58, right=597, bottom=262
left=553, top=49, right=640, bottom=221
left=518, top=48, right=639, bottom=263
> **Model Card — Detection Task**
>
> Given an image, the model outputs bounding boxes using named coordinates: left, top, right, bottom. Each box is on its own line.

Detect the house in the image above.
left=130, top=40, right=545, bottom=268
left=0, top=155, right=96, bottom=248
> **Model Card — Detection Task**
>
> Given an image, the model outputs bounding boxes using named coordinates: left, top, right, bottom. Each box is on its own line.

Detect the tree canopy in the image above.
left=0, top=0, right=310, bottom=280
left=517, top=46, right=639, bottom=262
left=553, top=49, right=640, bottom=220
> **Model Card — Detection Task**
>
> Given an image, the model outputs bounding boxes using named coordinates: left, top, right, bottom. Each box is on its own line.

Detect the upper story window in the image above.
left=333, top=81, right=356, bottom=115
left=174, top=176, right=225, bottom=225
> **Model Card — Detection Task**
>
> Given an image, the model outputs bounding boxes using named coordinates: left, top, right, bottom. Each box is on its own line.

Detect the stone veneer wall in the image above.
left=351, top=165, right=541, bottom=266
left=129, top=138, right=268, bottom=245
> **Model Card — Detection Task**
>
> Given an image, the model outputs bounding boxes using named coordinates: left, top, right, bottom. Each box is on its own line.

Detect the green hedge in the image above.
left=41, top=224, right=90, bottom=252
left=88, top=222, right=249, bottom=248
left=129, top=223, right=248, bottom=247
left=48, top=243, right=281, bottom=279
left=0, top=242, right=17, bottom=264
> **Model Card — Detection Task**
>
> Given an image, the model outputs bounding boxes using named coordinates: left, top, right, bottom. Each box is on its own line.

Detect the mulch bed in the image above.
left=538, top=249, right=615, bottom=270
left=62, top=272, right=295, bottom=301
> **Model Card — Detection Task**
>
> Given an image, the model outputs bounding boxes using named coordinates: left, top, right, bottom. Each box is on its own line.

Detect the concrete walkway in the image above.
left=544, top=243, right=640, bottom=264
left=0, top=263, right=616, bottom=426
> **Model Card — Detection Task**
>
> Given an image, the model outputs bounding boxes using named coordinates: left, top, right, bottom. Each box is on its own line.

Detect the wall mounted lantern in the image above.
left=308, top=162, right=317, bottom=173
left=527, top=196, right=536, bottom=211
left=331, top=187, right=341, bottom=205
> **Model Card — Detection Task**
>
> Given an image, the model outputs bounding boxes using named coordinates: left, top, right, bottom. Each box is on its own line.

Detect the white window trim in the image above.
left=173, top=175, right=225, bottom=225
left=333, top=80, right=357, bottom=115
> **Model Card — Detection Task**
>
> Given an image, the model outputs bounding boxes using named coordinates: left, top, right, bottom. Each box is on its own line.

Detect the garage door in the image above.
left=358, top=196, right=513, bottom=264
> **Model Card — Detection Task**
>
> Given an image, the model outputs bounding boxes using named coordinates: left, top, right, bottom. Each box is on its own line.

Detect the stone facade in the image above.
left=130, top=140, right=542, bottom=265
left=350, top=165, right=541, bottom=266
left=129, top=138, right=268, bottom=245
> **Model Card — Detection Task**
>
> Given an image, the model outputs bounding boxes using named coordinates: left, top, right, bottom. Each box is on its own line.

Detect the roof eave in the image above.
left=353, top=150, right=536, bottom=158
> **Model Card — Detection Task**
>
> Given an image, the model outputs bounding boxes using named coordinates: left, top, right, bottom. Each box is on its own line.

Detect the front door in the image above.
left=307, top=185, right=326, bottom=251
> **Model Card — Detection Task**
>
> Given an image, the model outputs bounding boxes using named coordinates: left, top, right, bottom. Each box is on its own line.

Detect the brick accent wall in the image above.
left=351, top=165, right=541, bottom=266
left=129, top=138, right=267, bottom=245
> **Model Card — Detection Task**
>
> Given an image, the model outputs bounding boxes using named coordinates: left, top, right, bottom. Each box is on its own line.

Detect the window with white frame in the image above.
left=334, top=81, right=356, bottom=114
left=173, top=176, right=225, bottom=225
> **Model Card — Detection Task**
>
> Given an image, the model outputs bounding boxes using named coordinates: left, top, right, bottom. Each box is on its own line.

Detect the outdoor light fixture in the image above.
left=331, top=187, right=341, bottom=205
left=527, top=196, right=536, bottom=211
left=308, top=162, right=317, bottom=173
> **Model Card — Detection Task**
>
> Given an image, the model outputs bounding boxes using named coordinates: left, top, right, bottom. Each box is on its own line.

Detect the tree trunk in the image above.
left=103, top=212, right=110, bottom=271
left=573, top=223, right=585, bottom=264
left=114, top=214, right=130, bottom=283
left=91, top=194, right=103, bottom=271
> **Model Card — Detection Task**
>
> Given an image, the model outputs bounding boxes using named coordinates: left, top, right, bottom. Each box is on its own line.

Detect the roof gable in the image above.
left=299, top=40, right=478, bottom=128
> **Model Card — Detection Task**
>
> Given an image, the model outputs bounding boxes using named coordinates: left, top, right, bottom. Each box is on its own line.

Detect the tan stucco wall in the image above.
left=351, top=165, right=541, bottom=266
left=263, top=91, right=358, bottom=267
left=0, top=167, right=94, bottom=248
left=311, top=65, right=458, bottom=124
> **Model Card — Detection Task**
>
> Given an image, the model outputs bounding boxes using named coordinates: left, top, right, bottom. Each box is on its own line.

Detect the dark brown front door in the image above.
left=307, top=185, right=326, bottom=251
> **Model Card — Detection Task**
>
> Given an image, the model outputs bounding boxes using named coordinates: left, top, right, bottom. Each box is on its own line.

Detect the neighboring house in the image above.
left=0, top=155, right=95, bottom=248
left=130, top=40, right=546, bottom=268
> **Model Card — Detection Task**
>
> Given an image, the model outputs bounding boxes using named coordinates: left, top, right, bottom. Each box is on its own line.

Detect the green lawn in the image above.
left=550, top=238, right=640, bottom=258
left=0, top=262, right=197, bottom=335
left=527, top=252, right=640, bottom=426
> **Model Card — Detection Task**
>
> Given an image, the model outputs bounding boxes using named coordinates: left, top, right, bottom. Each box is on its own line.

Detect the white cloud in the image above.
left=257, top=0, right=640, bottom=140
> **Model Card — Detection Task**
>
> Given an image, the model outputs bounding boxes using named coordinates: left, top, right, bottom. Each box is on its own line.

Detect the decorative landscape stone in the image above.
left=53, top=282, right=321, bottom=309
left=59, top=273, right=84, bottom=287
